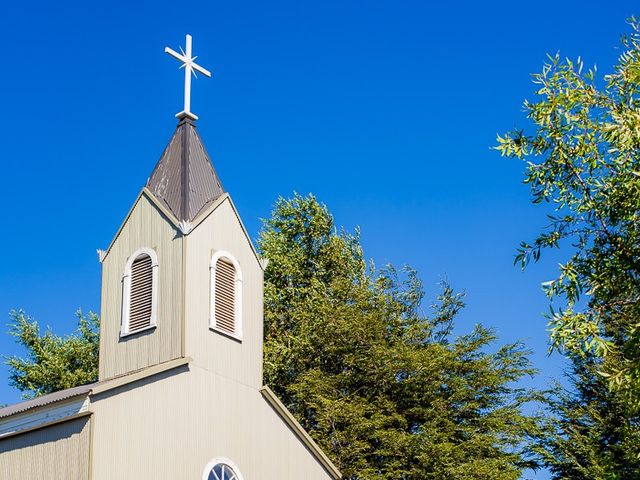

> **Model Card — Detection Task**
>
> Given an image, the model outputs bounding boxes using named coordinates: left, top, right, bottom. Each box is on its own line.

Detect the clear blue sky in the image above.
left=0, top=0, right=634, bottom=474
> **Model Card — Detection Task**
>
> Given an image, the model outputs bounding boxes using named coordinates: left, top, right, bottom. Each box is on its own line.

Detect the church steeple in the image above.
left=99, top=33, right=265, bottom=384
left=145, top=34, right=223, bottom=223
left=146, top=117, right=224, bottom=222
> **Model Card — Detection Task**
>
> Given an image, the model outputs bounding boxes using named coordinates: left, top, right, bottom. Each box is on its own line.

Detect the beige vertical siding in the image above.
left=99, top=192, right=184, bottom=380
left=89, top=193, right=336, bottom=478
left=90, top=366, right=334, bottom=480
left=184, top=197, right=264, bottom=389
left=0, top=416, right=91, bottom=480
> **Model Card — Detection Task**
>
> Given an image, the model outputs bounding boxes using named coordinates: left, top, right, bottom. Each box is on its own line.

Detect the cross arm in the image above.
left=165, top=47, right=186, bottom=62
left=192, top=62, right=212, bottom=77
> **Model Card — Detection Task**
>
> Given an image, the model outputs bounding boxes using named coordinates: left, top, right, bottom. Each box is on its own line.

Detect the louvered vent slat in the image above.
left=215, top=258, right=236, bottom=334
left=128, top=254, right=153, bottom=333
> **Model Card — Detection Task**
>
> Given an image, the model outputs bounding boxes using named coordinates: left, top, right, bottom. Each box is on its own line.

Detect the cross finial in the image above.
left=165, top=34, right=212, bottom=121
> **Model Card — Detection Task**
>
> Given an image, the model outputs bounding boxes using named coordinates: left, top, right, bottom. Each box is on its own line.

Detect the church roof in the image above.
left=146, top=117, right=224, bottom=223
left=0, top=358, right=191, bottom=422
left=0, top=383, right=95, bottom=419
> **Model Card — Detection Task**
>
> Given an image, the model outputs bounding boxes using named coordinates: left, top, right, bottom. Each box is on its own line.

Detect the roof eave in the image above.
left=260, top=385, right=342, bottom=479
left=0, top=357, right=192, bottom=437
left=186, top=194, right=266, bottom=271
left=99, top=188, right=183, bottom=263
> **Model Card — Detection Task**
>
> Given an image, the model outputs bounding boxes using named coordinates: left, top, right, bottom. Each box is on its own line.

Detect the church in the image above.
left=0, top=35, right=341, bottom=480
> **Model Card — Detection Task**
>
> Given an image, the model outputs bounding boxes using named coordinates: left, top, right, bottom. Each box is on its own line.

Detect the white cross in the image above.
left=165, top=34, right=212, bottom=121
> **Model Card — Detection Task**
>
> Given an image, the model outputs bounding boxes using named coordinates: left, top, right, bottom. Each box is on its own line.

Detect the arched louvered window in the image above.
left=121, top=248, right=159, bottom=336
left=202, top=458, right=244, bottom=480
left=210, top=251, right=242, bottom=340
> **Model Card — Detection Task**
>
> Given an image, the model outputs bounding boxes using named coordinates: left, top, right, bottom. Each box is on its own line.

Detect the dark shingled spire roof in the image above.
left=147, top=118, right=224, bottom=222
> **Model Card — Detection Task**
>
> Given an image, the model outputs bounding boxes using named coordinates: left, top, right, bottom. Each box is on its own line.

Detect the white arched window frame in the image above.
left=121, top=247, right=159, bottom=337
left=202, top=457, right=245, bottom=480
left=209, top=250, right=243, bottom=340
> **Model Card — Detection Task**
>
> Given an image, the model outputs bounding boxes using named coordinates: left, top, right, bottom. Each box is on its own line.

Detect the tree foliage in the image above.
left=260, top=193, right=541, bottom=479
left=5, top=310, right=99, bottom=399
left=497, top=18, right=640, bottom=477
left=496, top=18, right=640, bottom=403
left=4, top=194, right=543, bottom=479
left=533, top=355, right=640, bottom=479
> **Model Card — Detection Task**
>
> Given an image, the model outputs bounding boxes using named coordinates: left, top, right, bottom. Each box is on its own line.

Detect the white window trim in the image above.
left=209, top=250, right=243, bottom=341
left=202, top=457, right=245, bottom=480
left=121, top=247, right=159, bottom=337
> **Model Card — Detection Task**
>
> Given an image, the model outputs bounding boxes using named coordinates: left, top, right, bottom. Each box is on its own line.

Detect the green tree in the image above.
left=6, top=310, right=99, bottom=399
left=496, top=18, right=640, bottom=403
left=4, top=194, right=542, bottom=479
left=260, top=193, right=541, bottom=479
left=497, top=18, right=640, bottom=477
left=533, top=355, right=640, bottom=479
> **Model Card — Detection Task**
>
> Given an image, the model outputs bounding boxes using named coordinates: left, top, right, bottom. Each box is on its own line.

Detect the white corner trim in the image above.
left=121, top=247, right=159, bottom=336
left=97, top=249, right=107, bottom=263
left=209, top=250, right=243, bottom=340
left=201, top=457, right=245, bottom=480
left=178, top=220, right=193, bottom=235
left=259, top=257, right=269, bottom=270
left=0, top=397, right=90, bottom=438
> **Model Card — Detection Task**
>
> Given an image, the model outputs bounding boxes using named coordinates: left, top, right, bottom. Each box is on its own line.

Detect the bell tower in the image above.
left=97, top=35, right=266, bottom=389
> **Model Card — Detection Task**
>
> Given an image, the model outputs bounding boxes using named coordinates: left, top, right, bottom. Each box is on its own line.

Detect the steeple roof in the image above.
left=147, top=118, right=224, bottom=222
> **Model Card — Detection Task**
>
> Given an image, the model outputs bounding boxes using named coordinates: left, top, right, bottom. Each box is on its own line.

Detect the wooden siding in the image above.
left=90, top=365, right=335, bottom=480
left=99, top=192, right=183, bottom=380
left=0, top=416, right=90, bottom=480
left=88, top=192, right=337, bottom=478
left=184, top=197, right=264, bottom=389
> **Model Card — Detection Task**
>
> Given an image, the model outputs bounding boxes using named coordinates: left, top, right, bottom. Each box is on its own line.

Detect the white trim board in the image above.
left=0, top=397, right=90, bottom=438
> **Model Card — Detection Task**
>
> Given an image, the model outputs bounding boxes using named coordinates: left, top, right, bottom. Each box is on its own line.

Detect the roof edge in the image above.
left=183, top=191, right=230, bottom=234
left=0, top=383, right=94, bottom=421
left=188, top=194, right=265, bottom=271
left=0, top=411, right=92, bottom=441
left=101, top=188, right=183, bottom=261
left=260, top=385, right=342, bottom=479
left=225, top=195, right=265, bottom=271
left=0, top=357, right=192, bottom=424
left=92, top=356, right=191, bottom=396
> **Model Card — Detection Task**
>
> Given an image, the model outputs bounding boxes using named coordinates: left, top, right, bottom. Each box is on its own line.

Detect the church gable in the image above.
left=88, top=359, right=339, bottom=480
left=184, top=196, right=265, bottom=389
left=99, top=190, right=184, bottom=381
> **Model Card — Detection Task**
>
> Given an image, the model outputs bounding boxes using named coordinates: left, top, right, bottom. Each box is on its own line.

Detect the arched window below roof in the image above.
left=210, top=250, right=243, bottom=340
left=202, top=458, right=244, bottom=480
left=121, top=247, right=158, bottom=336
